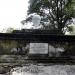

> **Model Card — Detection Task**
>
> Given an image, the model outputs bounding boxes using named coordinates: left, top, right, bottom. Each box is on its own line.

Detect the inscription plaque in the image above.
left=29, top=43, right=48, bottom=54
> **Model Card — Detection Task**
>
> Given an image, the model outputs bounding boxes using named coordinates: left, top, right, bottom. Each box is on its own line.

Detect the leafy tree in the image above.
left=6, top=27, right=14, bottom=33
left=1, top=27, right=14, bottom=33
left=22, top=0, right=75, bottom=33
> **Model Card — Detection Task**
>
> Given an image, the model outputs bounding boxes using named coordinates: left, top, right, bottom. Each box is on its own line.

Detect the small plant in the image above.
left=63, top=23, right=75, bottom=35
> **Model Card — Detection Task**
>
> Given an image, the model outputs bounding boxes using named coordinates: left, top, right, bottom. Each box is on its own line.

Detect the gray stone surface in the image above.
left=12, top=64, right=75, bottom=75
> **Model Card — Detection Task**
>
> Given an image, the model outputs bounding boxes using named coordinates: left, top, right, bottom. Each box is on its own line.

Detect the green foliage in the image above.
left=64, top=0, right=75, bottom=17
left=28, top=0, right=41, bottom=14
left=0, top=40, right=28, bottom=54
left=24, top=0, right=75, bottom=33
left=0, top=40, right=18, bottom=54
